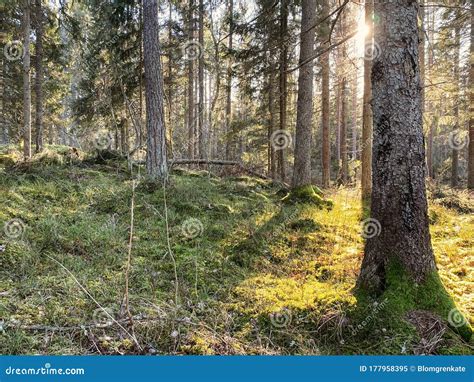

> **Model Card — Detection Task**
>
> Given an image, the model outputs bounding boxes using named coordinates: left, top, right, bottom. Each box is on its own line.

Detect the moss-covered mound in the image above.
left=282, top=185, right=334, bottom=209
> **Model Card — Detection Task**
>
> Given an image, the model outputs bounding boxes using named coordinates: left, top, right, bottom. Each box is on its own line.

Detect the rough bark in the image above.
left=278, top=0, right=288, bottom=182
left=357, top=0, right=435, bottom=290
left=292, top=0, right=316, bottom=188
left=22, top=0, right=31, bottom=158
left=361, top=0, right=373, bottom=206
left=34, top=0, right=43, bottom=153
left=468, top=2, right=474, bottom=189
left=321, top=0, right=331, bottom=188
left=143, top=0, right=168, bottom=181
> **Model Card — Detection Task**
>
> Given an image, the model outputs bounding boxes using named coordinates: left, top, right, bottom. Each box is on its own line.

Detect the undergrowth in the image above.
left=0, top=145, right=472, bottom=355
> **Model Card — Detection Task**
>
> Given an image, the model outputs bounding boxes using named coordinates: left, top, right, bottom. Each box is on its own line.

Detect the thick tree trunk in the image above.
left=321, top=0, right=330, bottom=188
left=143, top=0, right=168, bottom=181
left=468, top=2, right=474, bottom=189
left=292, top=0, right=316, bottom=188
left=361, top=0, right=373, bottom=206
left=278, top=0, right=288, bottom=182
left=357, top=0, right=435, bottom=291
left=22, top=0, right=31, bottom=158
left=34, top=0, right=43, bottom=153
left=451, top=23, right=460, bottom=188
left=225, top=0, right=233, bottom=160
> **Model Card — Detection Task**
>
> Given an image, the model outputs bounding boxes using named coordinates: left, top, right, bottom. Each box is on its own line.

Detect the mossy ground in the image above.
left=0, top=145, right=472, bottom=355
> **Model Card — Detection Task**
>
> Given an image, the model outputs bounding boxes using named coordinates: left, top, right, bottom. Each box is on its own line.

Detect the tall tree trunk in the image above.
left=321, top=0, right=330, bottom=188
left=340, top=78, right=348, bottom=184
left=139, top=0, right=144, bottom=149
left=34, top=0, right=43, bottom=153
left=22, top=0, right=31, bottom=158
left=361, top=0, right=373, bottom=206
left=225, top=0, right=233, bottom=160
left=351, top=63, right=358, bottom=161
left=187, top=0, right=195, bottom=159
left=268, top=64, right=277, bottom=179
left=143, top=0, right=168, bottom=181
left=339, top=11, right=348, bottom=184
left=451, top=22, right=460, bottom=188
left=198, top=0, right=205, bottom=158
left=166, top=0, right=173, bottom=155
left=278, top=0, right=288, bottom=182
left=292, top=0, right=316, bottom=188
left=357, top=0, right=435, bottom=290
left=468, top=2, right=474, bottom=189
left=335, top=53, right=341, bottom=165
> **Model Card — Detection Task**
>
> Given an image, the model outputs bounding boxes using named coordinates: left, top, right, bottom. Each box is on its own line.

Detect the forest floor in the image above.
left=0, top=145, right=473, bottom=355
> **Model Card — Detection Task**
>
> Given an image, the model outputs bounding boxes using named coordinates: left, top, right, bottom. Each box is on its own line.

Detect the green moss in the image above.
left=1, top=151, right=472, bottom=355
left=282, top=185, right=334, bottom=209
left=380, top=262, right=472, bottom=341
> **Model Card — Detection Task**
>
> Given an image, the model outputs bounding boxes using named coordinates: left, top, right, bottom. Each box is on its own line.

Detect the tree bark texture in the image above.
left=292, top=0, right=316, bottom=188
left=357, top=0, right=435, bottom=290
left=143, top=0, right=168, bottom=181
